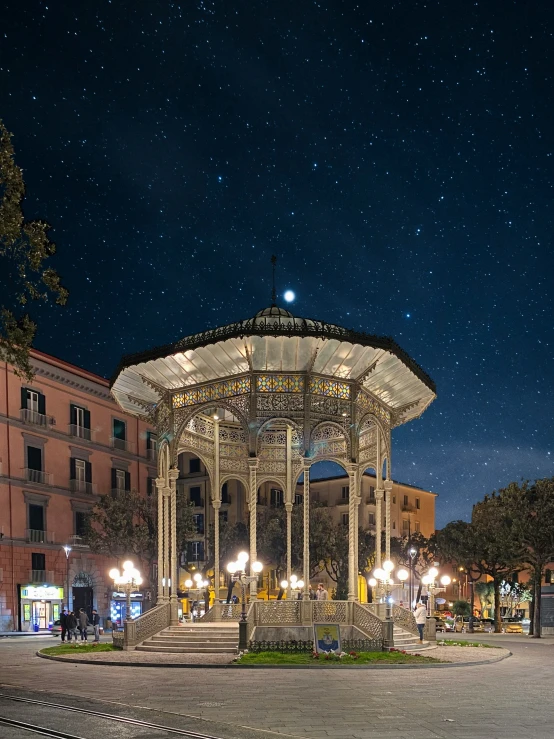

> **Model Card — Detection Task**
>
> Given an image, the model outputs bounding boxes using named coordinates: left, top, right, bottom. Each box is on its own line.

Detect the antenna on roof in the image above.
left=271, top=255, right=277, bottom=305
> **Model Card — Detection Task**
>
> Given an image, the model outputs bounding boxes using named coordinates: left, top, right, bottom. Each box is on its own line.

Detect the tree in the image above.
left=85, top=489, right=196, bottom=601
left=453, top=599, right=471, bottom=617
left=0, top=121, right=68, bottom=379
left=502, top=478, right=554, bottom=637
left=474, top=581, right=494, bottom=618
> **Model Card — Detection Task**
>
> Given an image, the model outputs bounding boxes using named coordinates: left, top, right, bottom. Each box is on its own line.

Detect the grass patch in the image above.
left=40, top=643, right=117, bottom=656
left=237, top=650, right=441, bottom=665
left=438, top=639, right=500, bottom=649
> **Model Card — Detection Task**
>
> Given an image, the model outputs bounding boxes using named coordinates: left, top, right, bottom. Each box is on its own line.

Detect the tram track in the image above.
left=0, top=693, right=226, bottom=739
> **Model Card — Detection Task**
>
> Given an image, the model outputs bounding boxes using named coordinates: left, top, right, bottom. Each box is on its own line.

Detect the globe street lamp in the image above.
left=184, top=572, right=210, bottom=620
left=62, top=545, right=72, bottom=611
left=280, top=574, right=305, bottom=600
left=408, top=547, right=417, bottom=607
left=227, top=551, right=263, bottom=651
left=371, top=560, right=408, bottom=647
left=421, top=567, right=451, bottom=615
left=109, top=561, right=142, bottom=622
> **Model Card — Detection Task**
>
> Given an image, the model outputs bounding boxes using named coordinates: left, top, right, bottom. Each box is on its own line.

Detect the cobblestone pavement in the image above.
left=0, top=634, right=552, bottom=739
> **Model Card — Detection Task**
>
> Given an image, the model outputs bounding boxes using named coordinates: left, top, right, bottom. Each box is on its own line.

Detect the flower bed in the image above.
left=40, top=643, right=117, bottom=657
left=236, top=650, right=441, bottom=665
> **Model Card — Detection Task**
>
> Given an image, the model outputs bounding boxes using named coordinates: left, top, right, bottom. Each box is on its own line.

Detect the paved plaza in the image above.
left=0, top=633, right=552, bottom=738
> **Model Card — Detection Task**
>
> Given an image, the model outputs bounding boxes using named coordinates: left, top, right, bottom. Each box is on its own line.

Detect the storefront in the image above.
left=109, top=590, right=143, bottom=625
left=19, top=584, right=64, bottom=632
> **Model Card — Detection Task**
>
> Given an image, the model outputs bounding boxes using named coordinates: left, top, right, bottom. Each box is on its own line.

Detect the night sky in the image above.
left=2, top=1, right=553, bottom=527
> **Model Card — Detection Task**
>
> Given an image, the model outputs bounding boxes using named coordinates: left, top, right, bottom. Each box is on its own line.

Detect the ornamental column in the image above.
left=248, top=457, right=258, bottom=599
left=163, top=484, right=171, bottom=602
left=285, top=425, right=293, bottom=599
left=213, top=417, right=221, bottom=602
left=347, top=464, right=359, bottom=602
left=384, top=479, right=393, bottom=562
left=155, top=477, right=166, bottom=603
left=168, top=467, right=180, bottom=624
left=302, top=460, right=311, bottom=601
left=375, top=489, right=384, bottom=569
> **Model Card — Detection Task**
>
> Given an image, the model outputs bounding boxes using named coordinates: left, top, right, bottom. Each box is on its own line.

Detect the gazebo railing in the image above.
left=112, top=602, right=171, bottom=650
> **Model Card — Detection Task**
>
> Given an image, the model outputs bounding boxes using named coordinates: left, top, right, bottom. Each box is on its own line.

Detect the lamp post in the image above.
left=109, top=561, right=142, bottom=622
left=421, top=567, right=451, bottom=615
left=62, top=545, right=71, bottom=611
left=371, top=560, right=409, bottom=647
left=184, top=572, right=210, bottom=621
left=408, top=547, right=417, bottom=608
left=226, top=551, right=263, bottom=651
left=280, top=574, right=305, bottom=600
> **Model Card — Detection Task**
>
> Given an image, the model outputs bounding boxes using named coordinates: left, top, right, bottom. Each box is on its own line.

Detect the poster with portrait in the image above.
left=23, top=604, right=31, bottom=622
left=313, top=623, right=341, bottom=653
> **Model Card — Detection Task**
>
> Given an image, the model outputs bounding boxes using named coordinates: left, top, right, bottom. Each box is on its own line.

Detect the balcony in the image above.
left=29, top=569, right=56, bottom=583
left=24, top=468, right=52, bottom=485
left=402, top=503, right=416, bottom=513
left=146, top=448, right=157, bottom=461
left=190, top=498, right=204, bottom=508
left=110, top=437, right=135, bottom=453
left=221, top=494, right=232, bottom=505
left=20, top=409, right=55, bottom=427
left=366, top=496, right=376, bottom=505
left=26, top=529, right=55, bottom=544
left=69, top=479, right=97, bottom=495
left=337, top=497, right=349, bottom=505
left=68, top=424, right=93, bottom=441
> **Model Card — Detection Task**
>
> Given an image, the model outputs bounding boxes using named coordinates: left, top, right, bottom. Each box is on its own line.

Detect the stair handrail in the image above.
left=114, top=602, right=171, bottom=650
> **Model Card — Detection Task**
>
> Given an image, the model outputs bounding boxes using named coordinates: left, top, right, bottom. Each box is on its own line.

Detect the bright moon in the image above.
left=284, top=290, right=295, bottom=303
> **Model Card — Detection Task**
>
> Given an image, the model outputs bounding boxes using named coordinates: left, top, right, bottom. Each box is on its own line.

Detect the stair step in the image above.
left=145, top=639, right=237, bottom=646
left=136, top=645, right=237, bottom=654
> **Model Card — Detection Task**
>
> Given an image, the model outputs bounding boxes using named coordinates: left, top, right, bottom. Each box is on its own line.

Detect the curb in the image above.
left=36, top=649, right=512, bottom=669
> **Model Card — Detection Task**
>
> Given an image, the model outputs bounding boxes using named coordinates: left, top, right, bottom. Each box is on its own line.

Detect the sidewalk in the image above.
left=0, top=630, right=52, bottom=637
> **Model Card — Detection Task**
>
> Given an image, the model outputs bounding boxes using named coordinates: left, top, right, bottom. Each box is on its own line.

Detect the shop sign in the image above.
left=21, top=585, right=64, bottom=600
left=111, top=590, right=143, bottom=600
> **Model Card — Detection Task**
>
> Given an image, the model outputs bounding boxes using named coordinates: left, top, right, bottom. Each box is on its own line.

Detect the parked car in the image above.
left=454, top=616, right=484, bottom=633
left=480, top=617, right=495, bottom=632
left=502, top=617, right=523, bottom=634
left=50, top=619, right=103, bottom=637
left=434, top=617, right=454, bottom=632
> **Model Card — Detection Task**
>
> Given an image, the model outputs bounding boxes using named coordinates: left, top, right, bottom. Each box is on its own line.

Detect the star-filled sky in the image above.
left=2, top=1, right=553, bottom=527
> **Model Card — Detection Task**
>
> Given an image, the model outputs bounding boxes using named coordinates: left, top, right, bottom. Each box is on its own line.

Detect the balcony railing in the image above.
left=190, top=498, right=204, bottom=508
left=68, top=424, right=93, bottom=441
left=146, top=448, right=157, bottom=461
left=110, top=437, right=135, bottom=453
left=69, top=479, right=97, bottom=495
left=20, top=409, right=55, bottom=427
left=367, top=496, right=376, bottom=505
left=29, top=569, right=56, bottom=583
left=337, top=497, right=349, bottom=505
left=111, top=488, right=130, bottom=498
left=24, top=468, right=52, bottom=485
left=402, top=503, right=416, bottom=513
left=26, top=529, right=55, bottom=544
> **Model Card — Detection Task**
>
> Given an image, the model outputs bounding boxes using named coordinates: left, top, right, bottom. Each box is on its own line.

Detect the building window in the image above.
left=219, top=510, right=228, bottom=524
left=415, top=521, right=421, bottom=533
left=31, top=552, right=45, bottom=571
left=70, top=404, right=91, bottom=439
left=403, top=494, right=409, bottom=506
left=341, top=486, right=349, bottom=501
left=112, top=419, right=127, bottom=450
left=189, top=458, right=201, bottom=474
left=190, top=486, right=203, bottom=506
left=75, top=511, right=88, bottom=537
left=392, top=521, right=396, bottom=530
left=368, top=486, right=375, bottom=503
left=270, top=488, right=283, bottom=506
left=70, top=458, right=92, bottom=494
left=392, top=495, right=396, bottom=504
left=26, top=445, right=43, bottom=472
left=111, top=468, right=130, bottom=494
left=187, top=541, right=205, bottom=562
left=342, top=513, right=349, bottom=526
left=21, top=388, right=46, bottom=424
left=368, top=512, right=376, bottom=525
left=295, top=493, right=303, bottom=505
left=221, top=483, right=231, bottom=504
left=402, top=519, right=409, bottom=532
left=193, top=513, right=204, bottom=535
left=416, top=497, right=420, bottom=510
left=146, top=431, right=157, bottom=459
left=29, top=504, right=45, bottom=532
left=146, top=477, right=155, bottom=497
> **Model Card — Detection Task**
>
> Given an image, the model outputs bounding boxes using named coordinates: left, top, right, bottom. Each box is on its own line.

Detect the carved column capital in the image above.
left=212, top=499, right=222, bottom=511
left=384, top=479, right=393, bottom=492
left=168, top=467, right=180, bottom=482
left=247, top=457, right=259, bottom=470
left=285, top=502, right=293, bottom=513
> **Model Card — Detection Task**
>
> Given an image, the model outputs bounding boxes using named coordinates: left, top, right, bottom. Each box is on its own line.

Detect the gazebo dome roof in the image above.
left=110, top=304, right=436, bottom=426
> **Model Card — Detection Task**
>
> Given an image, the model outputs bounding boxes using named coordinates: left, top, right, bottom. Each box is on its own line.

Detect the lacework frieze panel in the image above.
left=257, top=374, right=304, bottom=393
left=358, top=446, right=376, bottom=465
left=310, top=396, right=351, bottom=418
left=257, top=394, right=305, bottom=412
left=185, top=415, right=215, bottom=438
left=256, top=601, right=302, bottom=625
left=312, top=439, right=348, bottom=458
left=218, top=426, right=247, bottom=444
left=219, top=443, right=248, bottom=459
left=311, top=423, right=347, bottom=442
left=260, top=431, right=287, bottom=446
left=312, top=601, right=348, bottom=623
left=258, top=460, right=287, bottom=475
left=357, top=391, right=391, bottom=427
left=172, top=376, right=251, bottom=408
left=179, top=431, right=214, bottom=457
left=259, top=447, right=287, bottom=460
left=220, top=458, right=249, bottom=472
left=353, top=603, right=384, bottom=641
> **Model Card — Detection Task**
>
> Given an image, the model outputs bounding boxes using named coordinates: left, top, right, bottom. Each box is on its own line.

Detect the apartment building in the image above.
left=0, top=351, right=157, bottom=631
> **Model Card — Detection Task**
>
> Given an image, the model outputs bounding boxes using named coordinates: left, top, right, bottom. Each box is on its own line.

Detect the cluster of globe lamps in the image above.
left=109, top=561, right=142, bottom=622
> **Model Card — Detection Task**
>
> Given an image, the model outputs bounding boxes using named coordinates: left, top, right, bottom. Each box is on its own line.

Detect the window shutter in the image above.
left=69, top=457, right=76, bottom=480
left=83, top=409, right=91, bottom=429
left=85, top=461, right=92, bottom=483
left=21, top=388, right=28, bottom=409
left=270, top=489, right=275, bottom=505
left=125, top=471, right=131, bottom=490
left=111, top=468, right=117, bottom=489
left=38, top=393, right=46, bottom=415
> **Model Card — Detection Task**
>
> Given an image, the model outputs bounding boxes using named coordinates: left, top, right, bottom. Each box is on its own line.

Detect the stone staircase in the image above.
left=393, top=624, right=430, bottom=651
left=135, top=623, right=239, bottom=654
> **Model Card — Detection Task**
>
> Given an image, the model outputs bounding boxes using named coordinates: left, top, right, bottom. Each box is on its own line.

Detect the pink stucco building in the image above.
left=0, top=350, right=157, bottom=631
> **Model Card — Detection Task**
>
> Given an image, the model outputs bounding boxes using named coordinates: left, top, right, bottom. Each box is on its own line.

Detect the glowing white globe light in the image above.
left=123, top=560, right=133, bottom=571
left=368, top=578, right=377, bottom=587
left=422, top=575, right=432, bottom=585
left=184, top=579, right=193, bottom=588
left=283, top=290, right=295, bottom=302
left=237, top=551, right=249, bottom=564
left=373, top=568, right=386, bottom=581
left=280, top=580, right=289, bottom=590
left=251, top=561, right=263, bottom=574
left=440, top=575, right=451, bottom=586
left=297, top=580, right=304, bottom=589
left=397, top=569, right=409, bottom=581
left=109, top=568, right=120, bottom=580
left=428, top=567, right=439, bottom=578
left=290, top=574, right=298, bottom=584
left=383, top=560, right=395, bottom=573
left=227, top=561, right=237, bottom=574
left=193, top=572, right=203, bottom=583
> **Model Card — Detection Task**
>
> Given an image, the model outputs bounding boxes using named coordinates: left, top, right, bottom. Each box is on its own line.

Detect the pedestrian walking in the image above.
left=60, top=609, right=68, bottom=642
left=414, top=601, right=427, bottom=643
left=308, top=585, right=316, bottom=600
left=78, top=608, right=89, bottom=641
left=316, top=584, right=328, bottom=601
left=91, top=609, right=100, bottom=643
left=66, top=611, right=77, bottom=642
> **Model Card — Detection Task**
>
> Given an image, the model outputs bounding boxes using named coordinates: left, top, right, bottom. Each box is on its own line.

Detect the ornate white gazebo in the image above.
left=111, top=304, right=436, bottom=625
